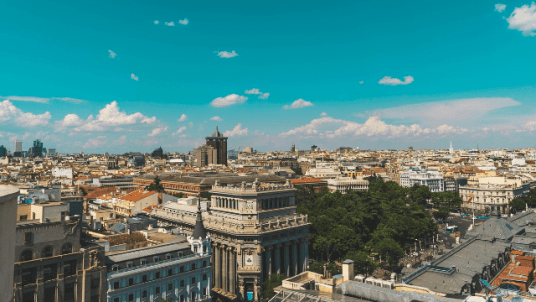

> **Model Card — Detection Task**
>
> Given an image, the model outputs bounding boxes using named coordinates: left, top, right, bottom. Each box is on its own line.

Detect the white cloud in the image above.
left=495, top=3, right=507, bottom=12
left=179, top=18, right=189, bottom=25
left=108, top=49, right=117, bottom=59
left=178, top=114, right=187, bottom=122
left=376, top=97, right=520, bottom=127
left=244, top=88, right=270, bottom=99
left=359, top=81, right=364, bottom=84
left=189, top=122, right=194, bottom=128
left=321, top=112, right=328, bottom=116
left=165, top=21, right=175, bottom=26
left=0, top=100, right=51, bottom=126
left=69, top=101, right=156, bottom=132
left=378, top=75, right=414, bottom=85
left=245, top=88, right=261, bottom=95
left=279, top=116, right=467, bottom=140
left=259, top=93, right=270, bottom=100
left=216, top=50, right=238, bottom=58
left=211, top=94, right=248, bottom=107
left=0, top=95, right=85, bottom=104
left=283, top=98, right=314, bottom=109
left=172, top=126, right=187, bottom=136
left=131, top=73, right=139, bottom=81
left=507, top=2, right=536, bottom=36
left=211, top=116, right=223, bottom=121
left=223, top=124, right=248, bottom=137
left=154, top=20, right=160, bottom=25
left=117, top=135, right=127, bottom=144
left=83, top=136, right=107, bottom=149
left=148, top=126, right=169, bottom=137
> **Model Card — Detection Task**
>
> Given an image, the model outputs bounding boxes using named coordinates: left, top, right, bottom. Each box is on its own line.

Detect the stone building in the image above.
left=105, top=209, right=212, bottom=302
left=400, top=167, right=445, bottom=192
left=1, top=186, right=19, bottom=302
left=205, top=127, right=228, bottom=166
left=13, top=213, right=106, bottom=302
left=460, top=177, right=529, bottom=214
left=326, top=177, right=369, bottom=193
left=149, top=179, right=310, bottom=301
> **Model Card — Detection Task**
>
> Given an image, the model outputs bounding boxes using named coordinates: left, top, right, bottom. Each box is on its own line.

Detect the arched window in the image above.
left=20, top=249, right=33, bottom=262
left=191, top=291, right=197, bottom=301
left=41, top=246, right=54, bottom=258
left=61, top=243, right=73, bottom=255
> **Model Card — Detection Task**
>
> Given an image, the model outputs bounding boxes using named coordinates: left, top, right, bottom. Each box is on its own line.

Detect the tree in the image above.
left=510, top=198, right=526, bottom=213
left=262, top=274, right=286, bottom=299
left=174, top=192, right=185, bottom=198
left=146, top=176, right=164, bottom=192
left=345, top=250, right=377, bottom=277
left=432, top=207, right=450, bottom=220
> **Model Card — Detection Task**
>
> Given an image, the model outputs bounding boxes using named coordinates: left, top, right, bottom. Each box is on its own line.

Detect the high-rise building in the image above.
left=151, top=146, right=164, bottom=158
left=291, top=143, right=295, bottom=152
left=15, top=140, right=22, bottom=152
left=48, top=148, right=56, bottom=157
left=28, top=139, right=45, bottom=158
left=205, top=127, right=228, bottom=166
left=0, top=145, right=7, bottom=157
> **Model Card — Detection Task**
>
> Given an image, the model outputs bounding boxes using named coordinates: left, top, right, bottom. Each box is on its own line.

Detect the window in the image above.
left=91, top=277, right=100, bottom=289
left=65, top=260, right=78, bottom=276
left=142, top=275, right=147, bottom=282
left=20, top=215, right=27, bottom=221
left=24, top=232, right=33, bottom=243
left=168, top=283, right=173, bottom=291
left=21, top=268, right=36, bottom=285
left=114, top=298, right=119, bottom=302
left=155, top=287, right=160, bottom=294
left=112, top=265, right=119, bottom=272
left=142, top=291, right=147, bottom=298
left=153, top=256, right=160, bottom=262
left=203, top=245, right=207, bottom=253
left=140, top=259, right=147, bottom=265
left=155, top=272, right=160, bottom=279
left=203, top=274, right=207, bottom=281
left=179, top=252, right=184, bottom=257
left=113, top=282, right=119, bottom=289
left=167, top=253, right=172, bottom=260
left=191, top=291, right=197, bottom=301
left=129, top=278, right=134, bottom=286
left=168, top=268, right=173, bottom=276
left=180, top=266, right=184, bottom=273
left=61, top=243, right=73, bottom=255
left=42, top=246, right=54, bottom=258
left=191, top=263, right=196, bottom=270
left=180, top=280, right=185, bottom=287
left=126, top=262, right=133, bottom=268
left=20, top=249, right=33, bottom=262
left=203, top=261, right=207, bottom=267
left=192, top=277, right=196, bottom=284
left=128, top=294, right=133, bottom=301
left=180, top=295, right=185, bottom=302
left=44, top=287, right=56, bottom=302
left=43, top=264, right=57, bottom=281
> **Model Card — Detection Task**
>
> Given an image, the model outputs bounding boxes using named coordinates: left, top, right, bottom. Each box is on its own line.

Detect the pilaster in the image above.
left=275, top=244, right=281, bottom=275
left=284, top=243, right=290, bottom=276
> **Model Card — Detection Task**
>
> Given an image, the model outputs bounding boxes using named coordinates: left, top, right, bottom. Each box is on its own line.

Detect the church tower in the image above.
left=187, top=202, right=211, bottom=256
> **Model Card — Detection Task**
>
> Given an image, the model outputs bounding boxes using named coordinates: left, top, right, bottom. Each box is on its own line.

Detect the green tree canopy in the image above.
left=262, top=274, right=286, bottom=299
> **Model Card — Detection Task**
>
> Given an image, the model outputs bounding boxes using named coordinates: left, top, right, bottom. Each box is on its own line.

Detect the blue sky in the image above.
left=1, top=0, right=536, bottom=153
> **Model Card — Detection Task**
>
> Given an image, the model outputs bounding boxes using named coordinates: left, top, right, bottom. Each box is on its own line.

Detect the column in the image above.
left=275, top=244, right=281, bottom=274
left=284, top=243, right=290, bottom=276
left=266, top=246, right=273, bottom=277
left=215, top=244, right=221, bottom=289
left=229, top=247, right=236, bottom=295
left=222, top=245, right=228, bottom=292
left=301, top=239, right=308, bottom=273
left=292, top=241, right=298, bottom=276
left=36, top=278, right=44, bottom=302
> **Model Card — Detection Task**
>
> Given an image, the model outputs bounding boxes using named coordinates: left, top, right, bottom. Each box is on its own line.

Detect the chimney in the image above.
left=342, top=259, right=355, bottom=281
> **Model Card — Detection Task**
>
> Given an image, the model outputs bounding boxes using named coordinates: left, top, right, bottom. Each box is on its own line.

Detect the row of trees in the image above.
left=295, top=176, right=459, bottom=273
left=509, top=188, right=536, bottom=212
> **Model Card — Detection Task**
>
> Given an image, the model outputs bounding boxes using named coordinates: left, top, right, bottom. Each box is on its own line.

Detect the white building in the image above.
left=460, top=177, right=530, bottom=214
left=305, top=162, right=341, bottom=179
left=52, top=167, right=73, bottom=179
left=327, top=177, right=369, bottom=193
left=400, top=167, right=445, bottom=192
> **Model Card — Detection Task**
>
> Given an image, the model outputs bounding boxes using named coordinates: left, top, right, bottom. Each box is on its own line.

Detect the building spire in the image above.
left=191, top=201, right=207, bottom=239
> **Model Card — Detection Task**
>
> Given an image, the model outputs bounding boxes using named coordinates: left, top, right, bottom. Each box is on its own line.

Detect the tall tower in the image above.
left=15, top=140, right=22, bottom=152
left=449, top=141, right=453, bottom=155
left=291, top=143, right=295, bottom=153
left=205, top=127, right=228, bottom=166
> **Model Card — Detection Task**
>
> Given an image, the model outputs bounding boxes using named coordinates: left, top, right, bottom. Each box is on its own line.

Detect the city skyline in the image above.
left=2, top=0, right=536, bottom=153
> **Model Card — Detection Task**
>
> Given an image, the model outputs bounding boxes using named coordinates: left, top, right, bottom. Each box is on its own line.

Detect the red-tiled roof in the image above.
left=121, top=190, right=157, bottom=202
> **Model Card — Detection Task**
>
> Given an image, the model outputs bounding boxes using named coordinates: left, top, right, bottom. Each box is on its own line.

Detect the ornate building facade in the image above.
left=150, top=179, right=310, bottom=301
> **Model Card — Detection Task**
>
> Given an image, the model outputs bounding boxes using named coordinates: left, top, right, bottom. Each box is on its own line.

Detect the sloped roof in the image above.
left=508, top=210, right=536, bottom=227
left=465, top=214, right=524, bottom=241
left=121, top=190, right=157, bottom=202
left=191, top=204, right=206, bottom=240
